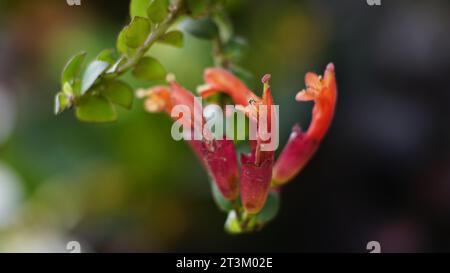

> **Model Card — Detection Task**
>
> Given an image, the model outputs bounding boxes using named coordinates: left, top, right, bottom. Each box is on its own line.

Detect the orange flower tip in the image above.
left=144, top=96, right=166, bottom=113
left=262, top=74, right=272, bottom=101
left=305, top=72, right=322, bottom=91
left=261, top=74, right=271, bottom=84
left=166, top=73, right=176, bottom=83
left=295, top=89, right=315, bottom=102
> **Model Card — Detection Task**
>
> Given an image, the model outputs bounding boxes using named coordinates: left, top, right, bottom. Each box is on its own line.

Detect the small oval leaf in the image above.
left=76, top=95, right=117, bottom=122
left=117, top=27, right=131, bottom=56
left=213, top=12, right=233, bottom=43
left=132, top=56, right=166, bottom=81
left=61, top=51, right=86, bottom=85
left=96, top=49, right=116, bottom=65
left=224, top=37, right=248, bottom=62
left=126, top=16, right=151, bottom=48
left=62, top=82, right=73, bottom=96
left=106, top=57, right=127, bottom=74
left=147, top=0, right=169, bottom=24
left=72, top=79, right=82, bottom=96
left=100, top=80, right=134, bottom=109
left=157, top=30, right=184, bottom=48
left=180, top=18, right=219, bottom=40
left=81, top=60, right=110, bottom=94
left=130, top=0, right=150, bottom=18
left=54, top=92, right=71, bottom=115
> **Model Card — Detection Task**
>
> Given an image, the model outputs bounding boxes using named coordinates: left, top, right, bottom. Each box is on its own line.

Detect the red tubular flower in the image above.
left=240, top=151, right=273, bottom=214
left=240, top=76, right=276, bottom=213
left=139, top=63, right=336, bottom=215
left=189, top=139, right=239, bottom=200
left=199, top=70, right=276, bottom=213
left=138, top=77, right=239, bottom=200
left=272, top=63, right=337, bottom=185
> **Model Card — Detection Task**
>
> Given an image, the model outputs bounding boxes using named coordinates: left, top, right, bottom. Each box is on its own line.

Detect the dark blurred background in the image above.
left=0, top=0, right=449, bottom=252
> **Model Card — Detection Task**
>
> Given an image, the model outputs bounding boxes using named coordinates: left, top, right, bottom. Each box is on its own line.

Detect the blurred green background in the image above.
left=0, top=0, right=449, bottom=252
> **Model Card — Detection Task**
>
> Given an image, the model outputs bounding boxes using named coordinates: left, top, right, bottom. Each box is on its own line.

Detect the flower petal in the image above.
left=190, top=139, right=240, bottom=200
left=240, top=152, right=273, bottom=214
left=200, top=68, right=261, bottom=107
left=295, top=89, right=315, bottom=101
left=239, top=74, right=276, bottom=214
left=272, top=63, right=337, bottom=185
left=138, top=86, right=172, bottom=113
left=272, top=125, right=317, bottom=184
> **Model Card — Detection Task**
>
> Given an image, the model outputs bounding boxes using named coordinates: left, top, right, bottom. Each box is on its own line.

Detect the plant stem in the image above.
left=212, top=37, right=232, bottom=70
left=116, top=0, right=184, bottom=76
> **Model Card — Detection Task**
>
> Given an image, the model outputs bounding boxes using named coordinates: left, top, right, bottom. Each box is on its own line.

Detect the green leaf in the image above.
left=54, top=92, right=71, bottom=115
left=186, top=0, right=208, bottom=18
left=210, top=179, right=233, bottom=212
left=72, top=79, right=82, bottom=96
left=224, top=210, right=242, bottom=234
left=157, top=30, right=184, bottom=48
left=62, top=82, right=73, bottom=95
left=106, top=57, right=127, bottom=74
left=130, top=0, right=150, bottom=18
left=96, top=49, right=115, bottom=65
left=180, top=18, right=219, bottom=40
left=147, top=0, right=169, bottom=24
left=117, top=26, right=131, bottom=56
left=81, top=60, right=110, bottom=94
left=255, top=191, right=280, bottom=224
left=224, top=37, right=248, bottom=62
left=61, top=51, right=86, bottom=85
left=213, top=12, right=233, bottom=43
left=76, top=95, right=117, bottom=122
left=100, top=80, right=134, bottom=109
left=126, top=16, right=151, bottom=48
left=132, top=56, right=166, bottom=81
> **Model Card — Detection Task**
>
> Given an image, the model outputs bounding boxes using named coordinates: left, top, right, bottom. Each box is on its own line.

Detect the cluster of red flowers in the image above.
left=139, top=63, right=337, bottom=216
